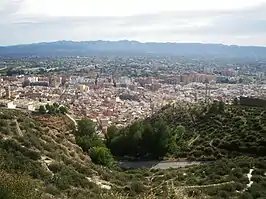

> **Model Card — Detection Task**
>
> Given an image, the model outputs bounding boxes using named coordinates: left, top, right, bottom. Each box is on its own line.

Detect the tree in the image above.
left=152, top=118, right=171, bottom=158
left=128, top=121, right=143, bottom=156
left=175, top=125, right=186, bottom=140
left=76, top=118, right=96, bottom=137
left=76, top=135, right=104, bottom=152
left=140, top=122, right=154, bottom=156
left=45, top=104, right=51, bottom=113
left=53, top=102, right=59, bottom=109
left=108, top=135, right=127, bottom=157
left=75, top=118, right=105, bottom=152
left=49, top=105, right=56, bottom=114
left=208, top=102, right=219, bottom=114
left=219, top=101, right=225, bottom=112
left=38, top=105, right=46, bottom=114
left=167, top=135, right=179, bottom=154
left=233, top=97, right=239, bottom=105
left=90, top=147, right=114, bottom=167
left=45, top=103, right=56, bottom=114
left=58, top=106, right=67, bottom=115
left=106, top=125, right=119, bottom=147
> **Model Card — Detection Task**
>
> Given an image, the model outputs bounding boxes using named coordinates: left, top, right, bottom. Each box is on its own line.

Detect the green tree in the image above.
left=106, top=125, right=119, bottom=147
left=53, top=102, right=59, bottom=109
left=58, top=106, right=67, bottom=115
left=90, top=147, right=114, bottom=167
left=167, top=135, right=179, bottom=154
left=175, top=125, right=186, bottom=140
left=38, top=105, right=46, bottom=114
left=128, top=121, right=143, bottom=156
left=219, top=101, right=225, bottom=112
left=49, top=104, right=56, bottom=114
left=233, top=97, right=239, bottom=105
left=76, top=118, right=96, bottom=137
left=152, top=118, right=171, bottom=158
left=45, top=103, right=56, bottom=114
left=208, top=102, right=219, bottom=114
left=140, top=122, right=154, bottom=156
left=76, top=135, right=104, bottom=152
left=45, top=104, right=51, bottom=113
left=107, top=135, right=126, bottom=157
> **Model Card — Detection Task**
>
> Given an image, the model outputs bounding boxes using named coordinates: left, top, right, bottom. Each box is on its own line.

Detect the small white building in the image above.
left=7, top=101, right=16, bottom=109
left=27, top=104, right=36, bottom=111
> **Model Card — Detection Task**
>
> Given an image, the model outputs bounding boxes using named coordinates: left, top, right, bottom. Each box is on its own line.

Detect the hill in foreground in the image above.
left=107, top=102, right=266, bottom=160
left=1, top=105, right=266, bottom=199
left=0, top=109, right=198, bottom=199
left=106, top=102, right=266, bottom=198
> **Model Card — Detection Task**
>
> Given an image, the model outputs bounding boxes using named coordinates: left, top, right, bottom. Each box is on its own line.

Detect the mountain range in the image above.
left=0, top=40, right=266, bottom=58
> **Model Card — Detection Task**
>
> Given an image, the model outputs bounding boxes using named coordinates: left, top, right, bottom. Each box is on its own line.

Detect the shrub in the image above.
left=90, top=147, right=115, bottom=167
left=53, top=166, right=89, bottom=190
left=44, top=184, right=60, bottom=196
left=0, top=170, right=42, bottom=199
left=48, top=162, right=62, bottom=173
left=218, top=190, right=230, bottom=198
left=130, top=181, right=145, bottom=194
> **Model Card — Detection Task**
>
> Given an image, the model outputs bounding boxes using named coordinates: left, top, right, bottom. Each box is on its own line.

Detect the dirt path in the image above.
left=15, top=119, right=23, bottom=137
left=66, top=113, right=78, bottom=130
left=175, top=181, right=235, bottom=190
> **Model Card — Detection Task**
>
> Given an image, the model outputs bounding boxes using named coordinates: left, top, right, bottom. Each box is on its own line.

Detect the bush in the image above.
left=76, top=135, right=104, bottom=152
left=90, top=147, right=115, bottom=167
left=53, top=166, right=89, bottom=190
left=24, top=150, right=41, bottom=161
left=130, top=181, right=145, bottom=194
left=48, top=162, right=62, bottom=173
left=44, top=184, right=60, bottom=196
left=0, top=170, right=42, bottom=199
left=218, top=190, right=230, bottom=198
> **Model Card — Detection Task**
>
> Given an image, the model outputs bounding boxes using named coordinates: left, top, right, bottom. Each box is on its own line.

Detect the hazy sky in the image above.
left=1, top=0, right=266, bottom=46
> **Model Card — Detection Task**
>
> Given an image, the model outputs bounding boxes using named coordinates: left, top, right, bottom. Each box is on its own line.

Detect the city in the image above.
left=0, top=55, right=266, bottom=133
left=1, top=0, right=266, bottom=198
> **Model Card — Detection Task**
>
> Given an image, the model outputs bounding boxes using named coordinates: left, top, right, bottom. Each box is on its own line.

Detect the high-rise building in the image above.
left=204, top=67, right=213, bottom=74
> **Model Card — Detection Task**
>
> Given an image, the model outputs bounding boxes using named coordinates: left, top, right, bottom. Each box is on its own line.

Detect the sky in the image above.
left=1, top=0, right=266, bottom=46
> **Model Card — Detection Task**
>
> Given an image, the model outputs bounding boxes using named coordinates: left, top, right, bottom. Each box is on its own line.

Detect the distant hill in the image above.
left=0, top=40, right=266, bottom=58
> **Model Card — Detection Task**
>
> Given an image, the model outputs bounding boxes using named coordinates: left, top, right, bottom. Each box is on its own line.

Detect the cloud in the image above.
left=0, top=0, right=23, bottom=15
left=0, top=1, right=266, bottom=46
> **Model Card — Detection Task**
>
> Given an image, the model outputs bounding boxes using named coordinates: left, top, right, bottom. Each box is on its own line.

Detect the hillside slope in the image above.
left=1, top=107, right=266, bottom=199
left=150, top=102, right=266, bottom=160
left=106, top=102, right=266, bottom=198
left=0, top=109, right=199, bottom=199
left=108, top=102, right=266, bottom=160
left=1, top=40, right=266, bottom=58
left=0, top=109, right=134, bottom=198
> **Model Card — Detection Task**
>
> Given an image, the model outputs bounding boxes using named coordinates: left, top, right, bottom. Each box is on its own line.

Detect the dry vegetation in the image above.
left=1, top=104, right=266, bottom=199
left=0, top=109, right=197, bottom=199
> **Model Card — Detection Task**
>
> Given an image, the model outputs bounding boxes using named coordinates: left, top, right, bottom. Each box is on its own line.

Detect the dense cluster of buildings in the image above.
left=1, top=55, right=266, bottom=133
left=1, top=71, right=266, bottom=133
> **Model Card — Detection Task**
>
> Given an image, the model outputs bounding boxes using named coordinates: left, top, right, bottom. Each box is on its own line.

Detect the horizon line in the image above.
left=1, top=39, right=266, bottom=48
